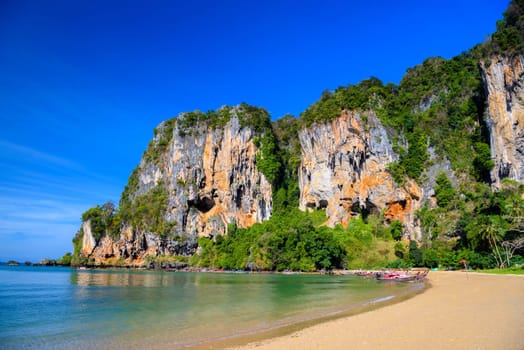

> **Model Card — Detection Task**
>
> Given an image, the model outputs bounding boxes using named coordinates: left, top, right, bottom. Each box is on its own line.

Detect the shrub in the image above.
left=434, top=173, right=456, bottom=208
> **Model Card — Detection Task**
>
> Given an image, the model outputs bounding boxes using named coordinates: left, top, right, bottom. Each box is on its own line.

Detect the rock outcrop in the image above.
left=80, top=222, right=196, bottom=266
left=75, top=52, right=524, bottom=266
left=140, top=111, right=272, bottom=237
left=298, top=111, right=423, bottom=237
left=481, top=54, right=524, bottom=188
left=79, top=106, right=273, bottom=265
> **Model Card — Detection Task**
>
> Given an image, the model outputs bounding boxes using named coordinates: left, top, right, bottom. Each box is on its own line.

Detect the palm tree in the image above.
left=480, top=216, right=507, bottom=268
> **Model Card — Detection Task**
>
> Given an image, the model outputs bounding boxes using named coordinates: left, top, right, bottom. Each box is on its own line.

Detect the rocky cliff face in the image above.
left=76, top=53, right=524, bottom=266
left=139, top=112, right=272, bottom=237
left=80, top=107, right=273, bottom=265
left=481, top=54, right=524, bottom=188
left=80, top=220, right=196, bottom=266
left=298, top=111, right=423, bottom=237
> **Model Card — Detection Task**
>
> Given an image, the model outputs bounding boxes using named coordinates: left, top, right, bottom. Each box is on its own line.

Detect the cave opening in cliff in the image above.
left=235, top=185, right=244, bottom=209
left=189, top=197, right=215, bottom=213
left=362, top=199, right=380, bottom=221
left=350, top=200, right=379, bottom=220
left=306, top=202, right=316, bottom=209
left=397, top=200, right=407, bottom=209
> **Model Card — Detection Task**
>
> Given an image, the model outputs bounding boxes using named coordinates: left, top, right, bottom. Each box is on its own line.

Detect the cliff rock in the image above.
left=481, top=54, right=524, bottom=188
left=298, top=111, right=423, bottom=237
left=138, top=111, right=272, bottom=237
left=80, top=106, right=273, bottom=265
left=75, top=51, right=524, bottom=266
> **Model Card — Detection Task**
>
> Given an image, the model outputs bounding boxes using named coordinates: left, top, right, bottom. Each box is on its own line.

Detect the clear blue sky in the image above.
left=0, top=0, right=509, bottom=262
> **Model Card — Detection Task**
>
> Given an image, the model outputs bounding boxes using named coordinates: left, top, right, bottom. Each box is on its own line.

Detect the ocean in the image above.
left=0, top=265, right=423, bottom=349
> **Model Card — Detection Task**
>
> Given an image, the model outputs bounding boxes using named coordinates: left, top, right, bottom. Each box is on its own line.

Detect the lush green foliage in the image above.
left=176, top=103, right=273, bottom=135
left=332, top=217, right=398, bottom=268
left=399, top=131, right=429, bottom=181
left=473, top=142, right=495, bottom=181
left=56, top=252, right=72, bottom=266
left=73, top=2, right=524, bottom=270
left=486, top=0, right=524, bottom=54
left=192, top=209, right=345, bottom=271
left=254, top=135, right=282, bottom=187
left=415, top=180, right=524, bottom=269
left=144, top=119, right=176, bottom=164
left=434, top=173, right=456, bottom=208
left=390, top=220, right=403, bottom=241
left=81, top=201, right=119, bottom=241
left=177, top=107, right=234, bottom=136
left=299, top=52, right=488, bottom=185
left=192, top=210, right=409, bottom=271
left=120, top=184, right=174, bottom=237
left=271, top=115, right=301, bottom=211
left=155, top=119, right=176, bottom=146
left=120, top=166, right=141, bottom=210
left=300, top=77, right=386, bottom=127
left=462, top=181, right=524, bottom=268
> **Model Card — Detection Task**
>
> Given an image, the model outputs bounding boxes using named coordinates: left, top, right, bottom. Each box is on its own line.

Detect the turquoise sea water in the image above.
left=0, top=265, right=422, bottom=349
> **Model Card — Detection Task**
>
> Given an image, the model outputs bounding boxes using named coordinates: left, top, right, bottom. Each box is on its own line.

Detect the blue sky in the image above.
left=0, top=0, right=509, bottom=262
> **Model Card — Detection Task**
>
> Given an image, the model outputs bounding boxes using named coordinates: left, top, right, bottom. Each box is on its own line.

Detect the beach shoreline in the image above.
left=226, top=271, right=524, bottom=350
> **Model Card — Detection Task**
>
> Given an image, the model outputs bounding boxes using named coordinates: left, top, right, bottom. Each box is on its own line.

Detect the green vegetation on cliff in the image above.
left=486, top=0, right=524, bottom=54
left=192, top=209, right=404, bottom=271
left=81, top=201, right=120, bottom=240
left=72, top=1, right=524, bottom=271
left=194, top=0, right=524, bottom=271
left=176, top=103, right=273, bottom=135
left=300, top=52, right=488, bottom=185
left=177, top=107, right=232, bottom=136
left=416, top=179, right=524, bottom=269
left=120, top=183, right=174, bottom=237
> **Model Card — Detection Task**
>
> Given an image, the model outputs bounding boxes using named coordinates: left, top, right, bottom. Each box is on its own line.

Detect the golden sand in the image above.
left=231, top=271, right=524, bottom=350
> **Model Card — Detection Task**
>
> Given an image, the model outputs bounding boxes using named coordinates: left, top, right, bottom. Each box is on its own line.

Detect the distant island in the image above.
left=2, top=254, right=73, bottom=267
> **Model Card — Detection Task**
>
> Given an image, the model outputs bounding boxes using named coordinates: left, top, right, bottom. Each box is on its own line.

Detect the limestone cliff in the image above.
left=73, top=52, right=524, bottom=267
left=136, top=109, right=272, bottom=237
left=298, top=111, right=423, bottom=237
left=481, top=54, right=524, bottom=188
left=79, top=106, right=273, bottom=265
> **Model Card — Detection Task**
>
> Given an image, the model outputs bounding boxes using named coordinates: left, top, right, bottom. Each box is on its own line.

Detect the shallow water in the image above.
left=0, top=266, right=422, bottom=349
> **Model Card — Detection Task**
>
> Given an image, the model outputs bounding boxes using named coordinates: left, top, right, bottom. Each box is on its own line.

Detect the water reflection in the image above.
left=1, top=267, right=423, bottom=350
left=70, top=269, right=182, bottom=287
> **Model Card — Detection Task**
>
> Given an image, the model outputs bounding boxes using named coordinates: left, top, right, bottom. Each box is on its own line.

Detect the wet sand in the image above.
left=230, top=271, right=524, bottom=350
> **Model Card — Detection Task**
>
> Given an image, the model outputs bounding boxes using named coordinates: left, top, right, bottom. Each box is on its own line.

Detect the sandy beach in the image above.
left=231, top=271, right=524, bottom=350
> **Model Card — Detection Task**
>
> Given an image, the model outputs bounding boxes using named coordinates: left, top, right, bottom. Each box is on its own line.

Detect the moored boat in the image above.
left=375, top=268, right=428, bottom=282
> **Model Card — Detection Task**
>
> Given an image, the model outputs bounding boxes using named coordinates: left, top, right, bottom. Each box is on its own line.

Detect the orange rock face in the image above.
left=80, top=108, right=273, bottom=265
left=298, top=111, right=422, bottom=237
left=159, top=114, right=272, bottom=238
left=481, top=55, right=524, bottom=188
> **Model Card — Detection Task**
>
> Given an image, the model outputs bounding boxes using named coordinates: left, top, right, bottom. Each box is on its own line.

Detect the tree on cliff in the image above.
left=490, top=0, right=524, bottom=54
left=434, top=173, right=455, bottom=208
left=71, top=1, right=524, bottom=270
